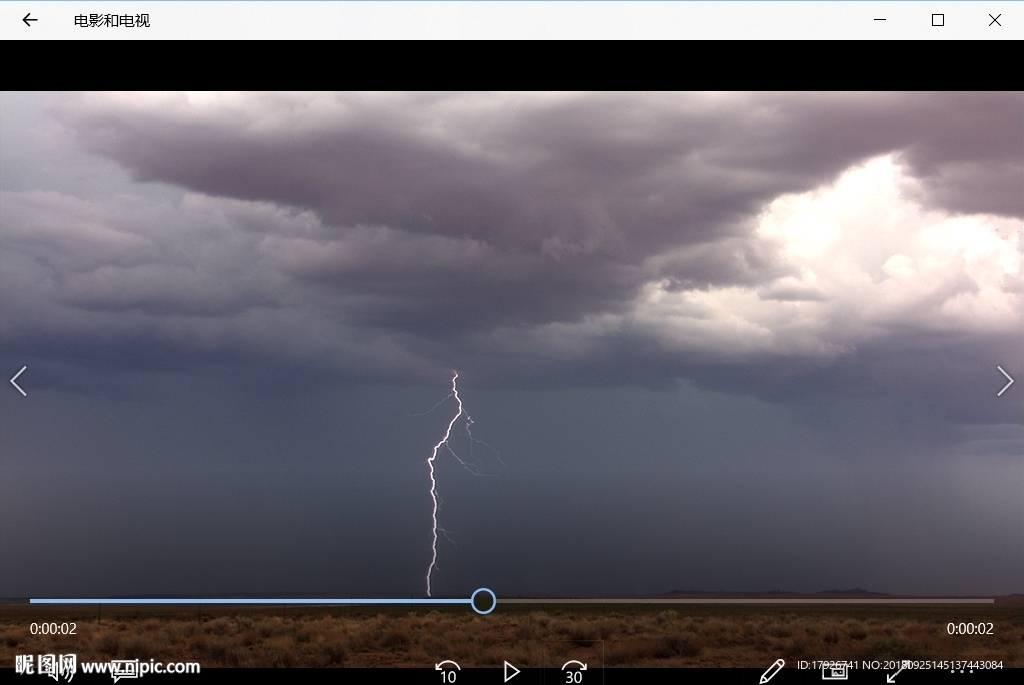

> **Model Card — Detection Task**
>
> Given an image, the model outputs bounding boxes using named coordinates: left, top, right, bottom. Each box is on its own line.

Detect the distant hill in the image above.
left=659, top=588, right=894, bottom=598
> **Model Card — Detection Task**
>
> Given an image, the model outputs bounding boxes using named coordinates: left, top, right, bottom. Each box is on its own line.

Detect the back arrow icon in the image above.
left=23, top=13, right=38, bottom=26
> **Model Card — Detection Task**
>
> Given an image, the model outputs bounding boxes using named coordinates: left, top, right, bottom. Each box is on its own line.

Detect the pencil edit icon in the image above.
left=760, top=659, right=785, bottom=683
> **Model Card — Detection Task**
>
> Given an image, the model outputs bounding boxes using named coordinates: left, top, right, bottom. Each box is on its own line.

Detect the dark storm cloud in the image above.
left=54, top=92, right=1020, bottom=317
left=3, top=92, right=1020, bottom=399
left=61, top=93, right=1024, bottom=241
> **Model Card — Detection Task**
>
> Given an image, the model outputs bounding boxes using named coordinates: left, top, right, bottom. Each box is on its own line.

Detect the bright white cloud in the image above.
left=550, top=155, right=1021, bottom=361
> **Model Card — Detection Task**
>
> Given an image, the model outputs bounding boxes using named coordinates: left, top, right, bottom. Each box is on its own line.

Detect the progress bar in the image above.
left=30, top=593, right=992, bottom=607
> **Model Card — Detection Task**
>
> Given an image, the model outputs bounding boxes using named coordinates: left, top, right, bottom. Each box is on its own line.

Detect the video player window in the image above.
left=1, top=92, right=1020, bottom=684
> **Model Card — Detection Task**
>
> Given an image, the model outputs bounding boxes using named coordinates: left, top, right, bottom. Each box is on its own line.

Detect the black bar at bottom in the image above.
left=47, top=667, right=1014, bottom=684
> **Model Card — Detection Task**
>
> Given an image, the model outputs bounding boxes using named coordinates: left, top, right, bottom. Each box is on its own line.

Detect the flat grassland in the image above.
left=2, top=600, right=1020, bottom=668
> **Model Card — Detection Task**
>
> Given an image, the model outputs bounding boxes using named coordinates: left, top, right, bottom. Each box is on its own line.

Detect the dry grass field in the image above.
left=2, top=601, right=1021, bottom=668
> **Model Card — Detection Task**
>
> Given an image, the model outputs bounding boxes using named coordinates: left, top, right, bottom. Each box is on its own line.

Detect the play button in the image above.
left=504, top=660, right=520, bottom=682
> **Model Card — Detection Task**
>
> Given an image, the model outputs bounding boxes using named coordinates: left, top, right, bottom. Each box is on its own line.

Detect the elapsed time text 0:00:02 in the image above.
left=29, top=623, right=77, bottom=635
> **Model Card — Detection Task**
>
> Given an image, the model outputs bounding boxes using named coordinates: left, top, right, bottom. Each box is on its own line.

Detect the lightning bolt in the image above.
left=424, top=370, right=501, bottom=597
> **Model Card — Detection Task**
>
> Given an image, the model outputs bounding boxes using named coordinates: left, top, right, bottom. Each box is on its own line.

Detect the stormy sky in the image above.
left=1, top=92, right=1020, bottom=599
